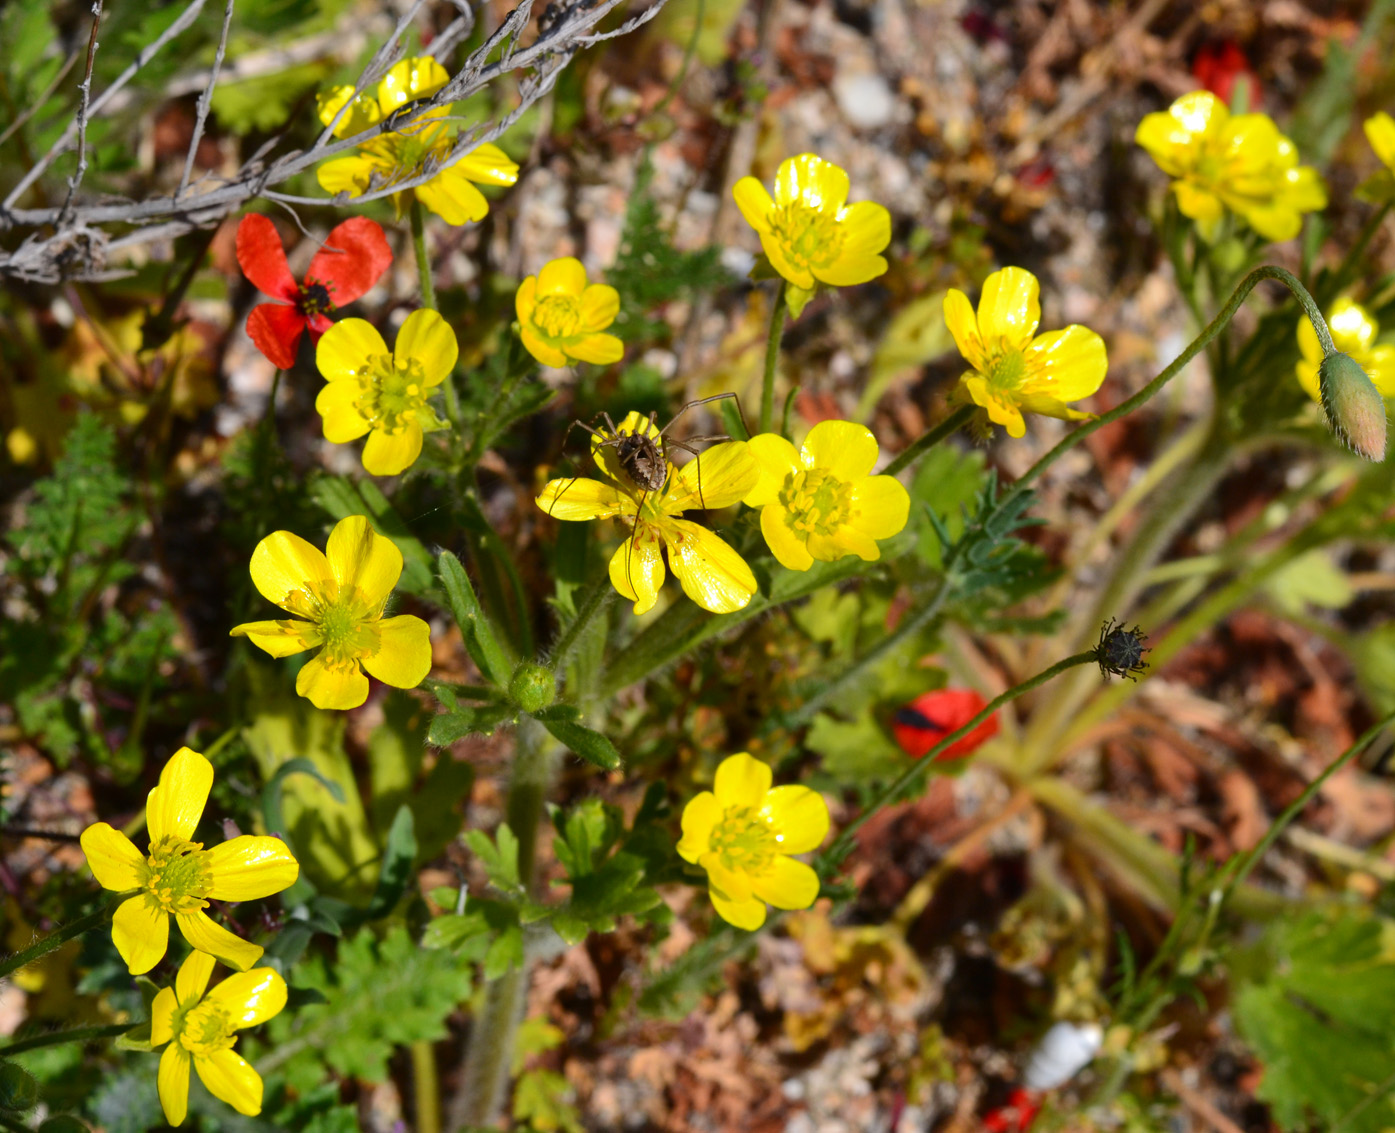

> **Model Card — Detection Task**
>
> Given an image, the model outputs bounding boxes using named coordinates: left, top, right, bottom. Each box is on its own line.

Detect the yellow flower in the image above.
left=1296, top=297, right=1395, bottom=403
left=1366, top=112, right=1395, bottom=173
left=677, top=752, right=829, bottom=930
left=742, top=420, right=908, bottom=570
left=535, top=411, right=759, bottom=615
left=515, top=257, right=624, bottom=367
left=944, top=266, right=1108, bottom=439
left=78, top=747, right=299, bottom=975
left=151, top=950, right=287, bottom=1126
left=316, top=57, right=519, bottom=225
left=733, top=153, right=891, bottom=293
left=230, top=515, right=432, bottom=710
left=1134, top=90, right=1326, bottom=242
left=315, top=309, right=456, bottom=476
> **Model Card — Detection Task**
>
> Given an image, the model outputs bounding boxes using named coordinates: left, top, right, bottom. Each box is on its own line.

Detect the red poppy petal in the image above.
left=305, top=312, right=335, bottom=345
left=246, top=303, right=307, bottom=370
left=892, top=688, right=999, bottom=761
left=235, top=215, right=298, bottom=301
left=305, top=217, right=393, bottom=306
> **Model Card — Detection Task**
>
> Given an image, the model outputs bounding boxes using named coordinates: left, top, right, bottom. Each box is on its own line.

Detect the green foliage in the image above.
left=1233, top=907, right=1395, bottom=1133
left=265, top=925, right=471, bottom=1090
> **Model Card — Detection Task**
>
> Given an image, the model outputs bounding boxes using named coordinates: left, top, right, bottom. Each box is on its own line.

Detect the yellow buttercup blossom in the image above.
left=151, top=950, right=287, bottom=1126
left=316, top=56, right=519, bottom=225
left=1296, top=297, right=1395, bottom=403
left=516, top=257, right=624, bottom=368
left=1366, top=112, right=1395, bottom=173
left=944, top=266, right=1108, bottom=439
left=677, top=752, right=829, bottom=930
left=535, top=411, right=759, bottom=615
left=733, top=153, right=891, bottom=294
left=231, top=515, right=432, bottom=710
left=315, top=309, right=456, bottom=476
left=1135, top=90, right=1326, bottom=243
left=743, top=420, right=908, bottom=571
left=79, top=747, right=299, bottom=975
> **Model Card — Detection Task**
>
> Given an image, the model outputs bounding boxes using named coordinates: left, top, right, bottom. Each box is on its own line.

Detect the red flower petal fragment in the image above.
left=247, top=303, right=306, bottom=370
left=1192, top=41, right=1261, bottom=110
left=983, top=1087, right=1042, bottom=1133
left=306, top=217, right=393, bottom=306
left=235, top=214, right=298, bottom=301
left=892, top=688, right=999, bottom=760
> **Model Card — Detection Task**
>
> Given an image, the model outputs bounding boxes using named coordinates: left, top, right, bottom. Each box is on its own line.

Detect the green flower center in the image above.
left=767, top=202, right=844, bottom=270
left=176, top=1000, right=237, bottom=1057
left=533, top=295, right=583, bottom=340
left=275, top=577, right=383, bottom=667
left=709, top=805, right=778, bottom=874
left=985, top=348, right=1026, bottom=391
left=778, top=467, right=853, bottom=539
left=356, top=353, right=431, bottom=434
left=373, top=119, right=452, bottom=186
left=141, top=837, right=212, bottom=915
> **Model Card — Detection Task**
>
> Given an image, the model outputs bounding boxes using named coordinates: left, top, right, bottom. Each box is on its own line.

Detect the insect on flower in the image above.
left=535, top=400, right=759, bottom=615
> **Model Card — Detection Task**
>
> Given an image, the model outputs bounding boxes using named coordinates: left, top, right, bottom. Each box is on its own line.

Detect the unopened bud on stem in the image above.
left=508, top=662, right=557, bottom=714
left=1319, top=351, right=1387, bottom=462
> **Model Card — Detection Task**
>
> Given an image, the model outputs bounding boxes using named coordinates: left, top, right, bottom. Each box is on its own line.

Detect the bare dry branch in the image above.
left=179, top=0, right=236, bottom=199
left=59, top=0, right=106, bottom=222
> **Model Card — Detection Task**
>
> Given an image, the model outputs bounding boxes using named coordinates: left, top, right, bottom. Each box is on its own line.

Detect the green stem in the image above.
left=411, top=199, right=437, bottom=312
left=883, top=406, right=974, bottom=478
left=410, top=1039, right=441, bottom=1133
left=0, top=1022, right=131, bottom=1057
left=759, top=281, right=787, bottom=434
left=547, top=577, right=614, bottom=676
left=816, top=651, right=1099, bottom=871
left=0, top=897, right=121, bottom=983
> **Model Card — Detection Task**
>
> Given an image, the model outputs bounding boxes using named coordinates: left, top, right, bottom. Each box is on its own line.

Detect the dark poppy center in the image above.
left=298, top=280, right=335, bottom=317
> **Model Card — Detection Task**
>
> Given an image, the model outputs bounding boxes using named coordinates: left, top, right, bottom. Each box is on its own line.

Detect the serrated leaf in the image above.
left=465, top=825, right=522, bottom=893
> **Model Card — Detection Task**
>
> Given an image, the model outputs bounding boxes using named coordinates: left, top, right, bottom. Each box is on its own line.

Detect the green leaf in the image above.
left=312, top=479, right=435, bottom=596
left=537, top=716, right=623, bottom=771
left=209, top=60, right=335, bottom=133
left=465, top=825, right=522, bottom=893
left=428, top=702, right=515, bottom=745
left=355, top=805, right=416, bottom=924
left=438, top=551, right=513, bottom=686
left=514, top=1068, right=583, bottom=1133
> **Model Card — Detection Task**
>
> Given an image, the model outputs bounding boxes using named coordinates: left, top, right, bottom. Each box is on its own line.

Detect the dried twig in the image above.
left=59, top=0, right=106, bottom=222
left=179, top=0, right=236, bottom=198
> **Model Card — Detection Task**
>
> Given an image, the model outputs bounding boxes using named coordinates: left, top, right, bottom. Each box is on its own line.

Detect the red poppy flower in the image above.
left=892, top=688, right=999, bottom=761
left=235, top=213, right=392, bottom=370
left=983, top=1087, right=1041, bottom=1133
left=1192, top=41, right=1261, bottom=110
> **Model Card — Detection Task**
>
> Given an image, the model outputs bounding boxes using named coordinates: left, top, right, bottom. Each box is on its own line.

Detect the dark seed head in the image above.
left=1094, top=618, right=1150, bottom=680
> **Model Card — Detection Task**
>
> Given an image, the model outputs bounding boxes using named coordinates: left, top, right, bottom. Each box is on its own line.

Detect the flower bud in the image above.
left=1319, top=351, right=1387, bottom=462
left=508, top=662, right=557, bottom=714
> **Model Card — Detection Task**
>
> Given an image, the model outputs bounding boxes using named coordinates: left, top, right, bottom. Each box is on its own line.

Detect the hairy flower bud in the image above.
left=509, top=662, right=557, bottom=714
left=1319, top=351, right=1388, bottom=462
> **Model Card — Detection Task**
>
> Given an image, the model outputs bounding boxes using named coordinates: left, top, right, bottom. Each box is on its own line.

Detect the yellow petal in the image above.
left=315, top=381, right=372, bottom=444
left=944, top=288, right=987, bottom=373
left=176, top=949, right=216, bottom=1004
left=1296, top=311, right=1326, bottom=370
left=565, top=332, right=624, bottom=366
left=801, top=419, right=878, bottom=480
left=79, top=823, right=144, bottom=891
left=760, top=785, right=829, bottom=853
left=609, top=532, right=665, bottom=615
left=1021, top=324, right=1108, bottom=402
left=1326, top=298, right=1378, bottom=355
left=229, top=619, right=321, bottom=658
left=194, top=1048, right=264, bottom=1117
left=538, top=256, right=587, bottom=297
left=664, top=519, right=756, bottom=613
left=520, top=325, right=568, bottom=368
left=1364, top=345, right=1395, bottom=397
left=414, top=170, right=489, bottom=225
left=975, top=267, right=1040, bottom=352
left=325, top=515, right=401, bottom=608
left=808, top=528, right=879, bottom=563
left=750, top=855, right=820, bottom=910
left=1172, top=180, right=1226, bottom=227
left=317, top=319, right=388, bottom=383
left=1367, top=112, right=1395, bottom=172
left=676, top=791, right=720, bottom=864
left=815, top=200, right=890, bottom=287
left=249, top=531, right=332, bottom=613
left=316, top=84, right=382, bottom=138
left=377, top=55, right=448, bottom=113
left=515, top=275, right=538, bottom=324
left=295, top=652, right=370, bottom=710
left=361, top=615, right=433, bottom=688
left=317, top=154, right=374, bottom=198
left=1014, top=393, right=1093, bottom=424
left=148, top=746, right=213, bottom=844
left=774, top=153, right=848, bottom=212
left=704, top=855, right=754, bottom=903
left=580, top=284, right=620, bottom=331
left=1294, top=356, right=1321, bottom=402
left=151, top=986, right=178, bottom=1048
left=1241, top=199, right=1302, bottom=243
left=743, top=434, right=798, bottom=508
left=536, top=476, right=635, bottom=521
left=708, top=885, right=766, bottom=930
left=847, top=476, right=910, bottom=540
left=159, top=1043, right=192, bottom=1126
left=395, top=309, right=458, bottom=388
left=362, top=422, right=424, bottom=476
left=758, top=232, right=815, bottom=291
left=732, top=176, right=774, bottom=235
left=176, top=911, right=263, bottom=972
left=112, top=896, right=169, bottom=975
left=453, top=143, right=519, bottom=187
left=1279, top=165, right=1327, bottom=214
left=205, top=836, right=299, bottom=902
left=961, top=375, right=1026, bottom=438
left=759, top=504, right=814, bottom=571
left=666, top=441, right=760, bottom=512
left=713, top=752, right=771, bottom=809
left=204, top=967, right=288, bottom=1029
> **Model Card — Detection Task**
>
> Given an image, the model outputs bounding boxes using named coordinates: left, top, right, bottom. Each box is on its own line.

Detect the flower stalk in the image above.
left=0, top=896, right=124, bottom=983
left=759, top=280, right=787, bottom=434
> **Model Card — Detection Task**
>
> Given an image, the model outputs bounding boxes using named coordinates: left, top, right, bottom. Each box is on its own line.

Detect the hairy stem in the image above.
left=883, top=406, right=974, bottom=478
left=547, top=576, right=615, bottom=676
left=0, top=896, right=122, bottom=983
left=0, top=1022, right=131, bottom=1057
left=759, top=281, right=788, bottom=434
left=411, top=1039, right=441, bottom=1133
